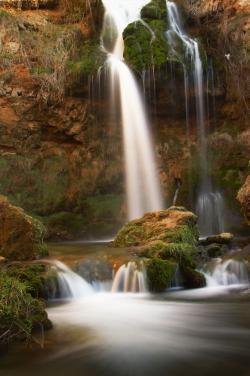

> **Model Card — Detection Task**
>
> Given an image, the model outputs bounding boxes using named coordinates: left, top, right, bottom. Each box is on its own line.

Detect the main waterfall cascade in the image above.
left=101, top=0, right=163, bottom=220
left=165, top=1, right=226, bottom=236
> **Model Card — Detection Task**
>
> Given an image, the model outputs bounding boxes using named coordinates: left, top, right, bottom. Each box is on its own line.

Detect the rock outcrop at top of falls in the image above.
left=0, top=195, right=48, bottom=260
left=112, top=207, right=206, bottom=291
left=237, top=175, right=250, bottom=225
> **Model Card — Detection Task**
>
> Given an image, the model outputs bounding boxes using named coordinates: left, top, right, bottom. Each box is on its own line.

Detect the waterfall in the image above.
left=101, top=0, right=163, bottom=220
left=166, top=1, right=226, bottom=235
left=203, top=258, right=249, bottom=287
left=112, top=262, right=148, bottom=293
left=49, top=260, right=94, bottom=299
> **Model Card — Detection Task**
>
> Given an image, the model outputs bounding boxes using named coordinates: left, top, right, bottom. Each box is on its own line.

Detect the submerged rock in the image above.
left=0, top=195, right=48, bottom=261
left=205, top=232, right=234, bottom=245
left=112, top=207, right=206, bottom=291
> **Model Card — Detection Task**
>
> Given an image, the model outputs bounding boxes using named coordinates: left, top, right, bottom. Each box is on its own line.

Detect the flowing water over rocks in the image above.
left=203, top=258, right=249, bottom=287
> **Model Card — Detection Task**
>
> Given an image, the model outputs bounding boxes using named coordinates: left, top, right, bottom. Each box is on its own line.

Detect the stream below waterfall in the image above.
left=1, top=242, right=250, bottom=376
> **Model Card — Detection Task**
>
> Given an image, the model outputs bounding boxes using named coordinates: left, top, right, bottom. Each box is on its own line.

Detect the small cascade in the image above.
left=101, top=0, right=163, bottom=220
left=203, top=258, right=249, bottom=287
left=112, top=262, right=148, bottom=293
left=49, top=260, right=94, bottom=300
left=165, top=1, right=226, bottom=235
left=196, top=191, right=226, bottom=236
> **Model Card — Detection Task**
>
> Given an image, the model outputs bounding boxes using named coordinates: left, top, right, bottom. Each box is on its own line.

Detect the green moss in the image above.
left=158, top=242, right=196, bottom=263
left=67, top=40, right=105, bottom=77
left=85, top=194, right=123, bottom=222
left=146, top=258, right=175, bottom=292
left=0, top=272, right=51, bottom=347
left=123, top=18, right=172, bottom=72
left=162, top=225, right=199, bottom=245
left=114, top=221, right=146, bottom=247
left=4, top=264, right=46, bottom=298
left=141, top=0, right=167, bottom=20
left=45, top=212, right=83, bottom=235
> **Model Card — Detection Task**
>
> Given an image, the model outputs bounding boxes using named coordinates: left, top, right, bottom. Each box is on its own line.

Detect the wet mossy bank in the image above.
left=0, top=197, right=53, bottom=351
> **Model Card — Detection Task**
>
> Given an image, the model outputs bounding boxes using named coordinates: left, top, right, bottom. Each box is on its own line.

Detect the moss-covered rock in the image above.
left=146, top=258, right=176, bottom=292
left=112, top=207, right=203, bottom=291
left=141, top=0, right=167, bottom=20
left=123, top=19, right=170, bottom=72
left=0, top=196, right=48, bottom=261
left=123, top=0, right=172, bottom=72
left=113, top=207, right=198, bottom=247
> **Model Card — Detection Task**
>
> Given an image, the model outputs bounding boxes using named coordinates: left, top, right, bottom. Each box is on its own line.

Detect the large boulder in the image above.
left=0, top=195, right=48, bottom=260
left=112, top=207, right=206, bottom=291
left=113, top=206, right=198, bottom=247
left=237, top=176, right=250, bottom=225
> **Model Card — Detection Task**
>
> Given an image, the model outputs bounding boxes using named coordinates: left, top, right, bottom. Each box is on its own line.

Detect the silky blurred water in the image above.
left=2, top=292, right=250, bottom=376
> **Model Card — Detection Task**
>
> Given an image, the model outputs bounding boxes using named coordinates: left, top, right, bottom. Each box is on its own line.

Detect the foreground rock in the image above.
left=237, top=176, right=250, bottom=225
left=112, top=207, right=206, bottom=292
left=0, top=195, right=48, bottom=260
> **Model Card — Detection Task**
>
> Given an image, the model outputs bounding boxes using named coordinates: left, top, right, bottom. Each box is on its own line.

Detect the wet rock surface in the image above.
left=0, top=195, right=48, bottom=260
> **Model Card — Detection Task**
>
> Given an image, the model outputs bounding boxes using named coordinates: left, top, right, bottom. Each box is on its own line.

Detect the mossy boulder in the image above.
left=123, top=0, right=171, bottom=72
left=113, top=207, right=198, bottom=247
left=0, top=196, right=48, bottom=261
left=123, top=17, right=170, bottom=72
left=112, top=207, right=205, bottom=291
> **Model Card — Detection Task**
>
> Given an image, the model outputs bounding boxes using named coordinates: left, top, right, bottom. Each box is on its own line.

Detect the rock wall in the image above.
left=0, top=0, right=249, bottom=238
left=237, top=176, right=250, bottom=225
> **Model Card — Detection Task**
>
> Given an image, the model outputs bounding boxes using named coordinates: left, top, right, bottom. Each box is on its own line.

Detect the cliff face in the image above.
left=0, top=0, right=249, bottom=238
left=237, top=176, right=250, bottom=225
left=178, top=0, right=249, bottom=112
left=0, top=1, right=124, bottom=238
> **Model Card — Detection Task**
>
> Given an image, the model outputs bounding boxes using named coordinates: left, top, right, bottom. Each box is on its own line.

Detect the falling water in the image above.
left=49, top=260, right=94, bottom=299
left=203, top=258, right=249, bottom=287
left=112, top=262, right=148, bottom=293
left=166, top=1, right=226, bottom=235
left=101, top=0, right=163, bottom=220
left=196, top=191, right=225, bottom=235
